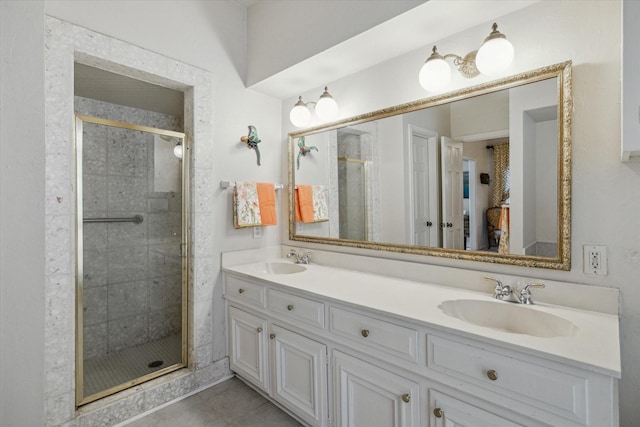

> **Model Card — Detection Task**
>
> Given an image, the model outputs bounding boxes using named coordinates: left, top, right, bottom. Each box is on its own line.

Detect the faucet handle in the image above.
left=519, top=282, right=545, bottom=305
left=485, top=276, right=509, bottom=299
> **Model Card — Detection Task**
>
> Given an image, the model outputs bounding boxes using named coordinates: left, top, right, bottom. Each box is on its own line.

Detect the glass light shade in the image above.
left=315, top=88, right=338, bottom=122
left=476, top=37, right=514, bottom=76
left=289, top=97, right=311, bottom=128
left=173, top=144, right=183, bottom=159
left=419, top=57, right=452, bottom=92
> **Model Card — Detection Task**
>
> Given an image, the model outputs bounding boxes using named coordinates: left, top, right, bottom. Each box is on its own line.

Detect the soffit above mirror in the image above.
left=247, top=0, right=541, bottom=99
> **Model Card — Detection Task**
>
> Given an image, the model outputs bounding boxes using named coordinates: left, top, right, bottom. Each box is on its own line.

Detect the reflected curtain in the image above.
left=492, top=143, right=510, bottom=207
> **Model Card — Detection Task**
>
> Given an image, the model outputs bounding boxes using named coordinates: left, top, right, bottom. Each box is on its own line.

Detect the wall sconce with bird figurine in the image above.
left=240, top=125, right=261, bottom=166
left=296, top=136, right=318, bottom=170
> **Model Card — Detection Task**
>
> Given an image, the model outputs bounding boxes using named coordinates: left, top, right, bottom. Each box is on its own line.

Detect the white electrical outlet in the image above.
left=253, top=226, right=262, bottom=239
left=583, top=245, right=607, bottom=275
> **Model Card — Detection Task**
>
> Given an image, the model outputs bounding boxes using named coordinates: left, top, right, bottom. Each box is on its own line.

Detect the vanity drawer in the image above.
left=267, top=289, right=325, bottom=329
left=225, top=276, right=266, bottom=308
left=329, top=307, right=418, bottom=363
left=427, top=334, right=588, bottom=424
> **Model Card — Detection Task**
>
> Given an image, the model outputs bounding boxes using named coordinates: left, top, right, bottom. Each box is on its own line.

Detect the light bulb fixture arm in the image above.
left=419, top=23, right=513, bottom=91
left=289, top=87, right=338, bottom=128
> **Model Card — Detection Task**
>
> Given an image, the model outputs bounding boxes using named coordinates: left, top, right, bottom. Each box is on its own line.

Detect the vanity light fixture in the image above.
left=289, top=86, right=339, bottom=128
left=419, top=22, right=514, bottom=92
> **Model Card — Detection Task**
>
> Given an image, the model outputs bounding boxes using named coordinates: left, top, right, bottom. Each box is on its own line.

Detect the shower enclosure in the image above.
left=75, top=115, right=188, bottom=405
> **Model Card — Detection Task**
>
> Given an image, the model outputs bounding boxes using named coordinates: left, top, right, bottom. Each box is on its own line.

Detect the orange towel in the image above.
left=296, top=185, right=315, bottom=223
left=256, top=183, right=277, bottom=226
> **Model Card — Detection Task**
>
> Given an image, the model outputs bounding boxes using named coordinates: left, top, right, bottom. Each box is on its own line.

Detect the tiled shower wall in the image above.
left=45, top=17, right=228, bottom=426
left=76, top=97, right=183, bottom=359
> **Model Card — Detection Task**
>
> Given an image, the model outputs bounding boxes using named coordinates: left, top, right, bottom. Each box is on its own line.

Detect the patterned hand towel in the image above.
left=257, top=182, right=277, bottom=226
left=312, top=185, right=329, bottom=222
left=233, top=181, right=261, bottom=228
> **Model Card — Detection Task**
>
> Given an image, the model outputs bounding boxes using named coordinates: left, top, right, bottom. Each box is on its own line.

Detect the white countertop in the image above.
left=223, top=259, right=621, bottom=378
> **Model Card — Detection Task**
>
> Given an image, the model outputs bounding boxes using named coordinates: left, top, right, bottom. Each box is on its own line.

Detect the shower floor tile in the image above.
left=124, top=377, right=302, bottom=427
left=84, top=334, right=182, bottom=397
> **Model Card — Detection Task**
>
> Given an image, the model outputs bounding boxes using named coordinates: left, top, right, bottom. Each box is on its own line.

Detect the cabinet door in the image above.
left=333, top=350, right=419, bottom=427
left=270, top=324, right=328, bottom=427
left=429, top=389, right=523, bottom=427
left=228, top=306, right=269, bottom=391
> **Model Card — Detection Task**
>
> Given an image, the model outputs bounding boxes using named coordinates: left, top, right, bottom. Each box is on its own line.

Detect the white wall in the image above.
left=509, top=78, right=558, bottom=255
left=378, top=115, right=405, bottom=243
left=3, top=0, right=283, bottom=424
left=282, top=2, right=640, bottom=424
left=535, top=119, right=558, bottom=245
left=0, top=2, right=46, bottom=426
left=622, top=0, right=640, bottom=159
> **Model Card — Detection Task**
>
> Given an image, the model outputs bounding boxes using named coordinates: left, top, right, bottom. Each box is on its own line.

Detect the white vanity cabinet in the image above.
left=226, top=275, right=329, bottom=427
left=333, top=350, right=419, bottom=427
left=427, top=389, right=523, bottom=427
left=228, top=306, right=270, bottom=392
left=269, top=324, right=328, bottom=426
left=223, top=271, right=618, bottom=427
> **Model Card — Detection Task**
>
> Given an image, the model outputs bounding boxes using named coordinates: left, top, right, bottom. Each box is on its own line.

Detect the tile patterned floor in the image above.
left=124, top=377, right=303, bottom=427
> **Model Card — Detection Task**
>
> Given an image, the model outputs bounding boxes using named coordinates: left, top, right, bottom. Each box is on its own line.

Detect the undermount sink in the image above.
left=439, top=299, right=577, bottom=338
left=253, top=262, right=307, bottom=275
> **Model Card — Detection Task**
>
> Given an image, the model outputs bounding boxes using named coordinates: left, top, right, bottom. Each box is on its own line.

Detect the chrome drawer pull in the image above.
left=401, top=393, right=410, bottom=403
left=487, top=369, right=498, bottom=381
left=361, top=329, right=370, bottom=338
left=433, top=407, right=443, bottom=418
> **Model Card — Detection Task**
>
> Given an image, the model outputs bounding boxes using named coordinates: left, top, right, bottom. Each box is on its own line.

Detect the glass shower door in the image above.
left=75, top=115, right=188, bottom=405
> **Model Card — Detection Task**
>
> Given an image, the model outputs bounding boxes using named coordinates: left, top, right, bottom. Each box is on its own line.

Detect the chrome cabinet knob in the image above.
left=238, top=288, right=245, bottom=294
left=487, top=369, right=498, bottom=381
left=256, top=327, right=263, bottom=333
left=287, top=304, right=294, bottom=311
left=433, top=407, right=443, bottom=418
left=269, top=333, right=276, bottom=340
left=361, top=329, right=370, bottom=338
left=401, top=393, right=410, bottom=403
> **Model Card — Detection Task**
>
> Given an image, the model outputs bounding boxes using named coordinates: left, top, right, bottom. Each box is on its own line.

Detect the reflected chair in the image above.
left=486, top=207, right=502, bottom=249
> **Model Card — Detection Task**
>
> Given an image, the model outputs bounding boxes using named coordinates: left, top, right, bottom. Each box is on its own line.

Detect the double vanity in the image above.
left=222, top=248, right=620, bottom=427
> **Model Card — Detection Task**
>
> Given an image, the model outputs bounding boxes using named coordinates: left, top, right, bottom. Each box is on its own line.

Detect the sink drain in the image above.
left=148, top=360, right=164, bottom=368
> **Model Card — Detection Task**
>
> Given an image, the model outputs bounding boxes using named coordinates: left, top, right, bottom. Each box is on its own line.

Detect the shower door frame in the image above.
left=74, top=114, right=190, bottom=406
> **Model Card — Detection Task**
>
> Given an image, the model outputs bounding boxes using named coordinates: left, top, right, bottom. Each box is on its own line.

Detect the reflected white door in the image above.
left=410, top=131, right=439, bottom=246
left=441, top=136, right=464, bottom=249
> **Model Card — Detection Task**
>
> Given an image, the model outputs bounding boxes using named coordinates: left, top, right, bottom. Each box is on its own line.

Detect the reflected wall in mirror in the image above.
left=289, top=62, right=571, bottom=270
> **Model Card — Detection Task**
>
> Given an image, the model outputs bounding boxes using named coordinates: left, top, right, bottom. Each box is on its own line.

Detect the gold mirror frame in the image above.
left=288, top=61, right=572, bottom=270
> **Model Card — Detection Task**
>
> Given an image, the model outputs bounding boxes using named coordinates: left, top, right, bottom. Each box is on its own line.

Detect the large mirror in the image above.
left=289, top=62, right=571, bottom=270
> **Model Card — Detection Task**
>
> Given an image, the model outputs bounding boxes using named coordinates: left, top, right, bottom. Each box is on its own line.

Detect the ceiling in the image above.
left=74, top=63, right=184, bottom=117
left=73, top=0, right=540, bottom=114
left=248, top=0, right=540, bottom=99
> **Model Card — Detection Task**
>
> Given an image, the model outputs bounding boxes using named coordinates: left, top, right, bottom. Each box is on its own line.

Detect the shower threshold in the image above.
left=83, top=334, right=182, bottom=397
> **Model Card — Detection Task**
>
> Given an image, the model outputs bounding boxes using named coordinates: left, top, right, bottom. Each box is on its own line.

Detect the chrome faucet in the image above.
left=485, top=276, right=517, bottom=302
left=485, top=276, right=545, bottom=304
left=287, top=250, right=311, bottom=264
left=518, top=282, right=545, bottom=305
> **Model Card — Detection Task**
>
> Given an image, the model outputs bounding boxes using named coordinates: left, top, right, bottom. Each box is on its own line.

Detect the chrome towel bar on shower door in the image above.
left=83, top=215, right=144, bottom=224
